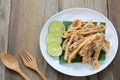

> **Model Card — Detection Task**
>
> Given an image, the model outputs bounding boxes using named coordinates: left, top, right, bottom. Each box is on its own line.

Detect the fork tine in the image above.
left=22, top=52, right=30, bottom=62
left=24, top=50, right=35, bottom=60
left=24, top=52, right=32, bottom=61
left=20, top=50, right=35, bottom=62
left=20, top=51, right=28, bottom=63
left=20, top=50, right=30, bottom=62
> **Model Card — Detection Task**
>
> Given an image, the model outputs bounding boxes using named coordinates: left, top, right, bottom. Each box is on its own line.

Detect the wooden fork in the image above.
left=20, top=50, right=47, bottom=80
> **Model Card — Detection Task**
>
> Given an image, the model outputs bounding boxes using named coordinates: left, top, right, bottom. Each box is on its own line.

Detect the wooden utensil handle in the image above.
left=36, top=69, right=47, bottom=80
left=19, top=71, right=30, bottom=80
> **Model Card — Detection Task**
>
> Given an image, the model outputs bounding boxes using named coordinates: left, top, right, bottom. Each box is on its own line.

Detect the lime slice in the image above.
left=47, top=42, right=62, bottom=56
left=48, top=32, right=61, bottom=37
left=46, top=32, right=62, bottom=44
left=49, top=21, right=65, bottom=34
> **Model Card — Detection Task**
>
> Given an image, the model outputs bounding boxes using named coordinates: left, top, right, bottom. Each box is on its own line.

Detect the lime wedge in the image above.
left=47, top=42, right=62, bottom=56
left=49, top=21, right=65, bottom=34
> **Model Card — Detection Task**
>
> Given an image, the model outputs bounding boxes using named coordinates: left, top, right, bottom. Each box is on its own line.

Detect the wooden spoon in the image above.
left=0, top=53, right=30, bottom=80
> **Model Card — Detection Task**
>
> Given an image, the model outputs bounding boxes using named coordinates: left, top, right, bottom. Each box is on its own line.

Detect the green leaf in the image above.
left=59, top=53, right=82, bottom=64
left=59, top=52, right=66, bottom=64
left=98, top=50, right=106, bottom=60
left=63, top=21, right=73, bottom=30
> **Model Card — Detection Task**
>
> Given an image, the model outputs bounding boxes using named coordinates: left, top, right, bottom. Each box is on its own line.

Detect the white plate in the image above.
left=40, top=8, right=118, bottom=76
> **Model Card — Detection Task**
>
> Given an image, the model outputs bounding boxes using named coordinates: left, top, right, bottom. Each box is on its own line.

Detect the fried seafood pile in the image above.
left=62, top=20, right=110, bottom=69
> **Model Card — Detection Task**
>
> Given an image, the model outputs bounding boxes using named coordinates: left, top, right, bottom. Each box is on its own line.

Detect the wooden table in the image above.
left=0, top=0, right=120, bottom=80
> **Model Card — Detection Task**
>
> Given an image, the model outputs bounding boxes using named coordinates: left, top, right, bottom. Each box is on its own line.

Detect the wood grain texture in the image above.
left=108, top=0, right=120, bottom=80
left=84, top=0, right=113, bottom=80
left=60, top=0, right=82, bottom=10
left=59, top=0, right=111, bottom=80
left=85, top=0, right=107, bottom=16
left=44, top=0, right=59, bottom=80
left=6, top=0, right=46, bottom=80
left=1, top=0, right=119, bottom=80
left=59, top=0, right=87, bottom=79
left=0, top=0, right=11, bottom=80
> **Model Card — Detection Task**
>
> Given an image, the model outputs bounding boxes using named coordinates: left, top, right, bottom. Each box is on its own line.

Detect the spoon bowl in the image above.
left=0, top=53, right=30, bottom=80
left=1, top=53, right=19, bottom=71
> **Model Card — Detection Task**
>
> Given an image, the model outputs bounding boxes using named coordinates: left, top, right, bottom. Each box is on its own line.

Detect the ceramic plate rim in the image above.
left=39, top=8, right=118, bottom=76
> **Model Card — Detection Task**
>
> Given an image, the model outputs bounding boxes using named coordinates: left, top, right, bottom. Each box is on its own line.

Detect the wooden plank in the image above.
left=84, top=0, right=107, bottom=16
left=44, top=0, right=59, bottom=80
left=84, top=0, right=113, bottom=80
left=0, top=0, right=11, bottom=80
left=60, top=0, right=84, bottom=10
left=6, top=0, right=46, bottom=80
left=108, top=0, right=120, bottom=80
left=59, top=74, right=87, bottom=80
left=5, top=0, right=117, bottom=80
left=59, top=0, right=87, bottom=80
left=59, top=0, right=112, bottom=80
left=92, top=0, right=107, bottom=16
left=87, top=74, right=99, bottom=80
left=98, top=65, right=113, bottom=80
